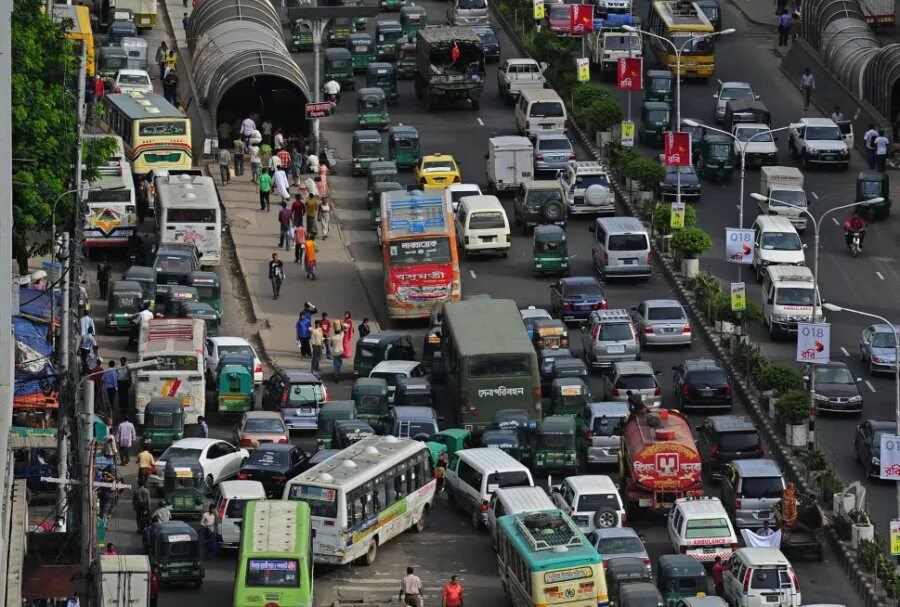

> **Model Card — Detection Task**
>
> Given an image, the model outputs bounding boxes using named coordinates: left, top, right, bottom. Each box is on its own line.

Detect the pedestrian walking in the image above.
left=712, top=556, right=730, bottom=596
left=155, top=41, right=168, bottom=79
left=777, top=10, right=791, bottom=46
left=166, top=50, right=178, bottom=74
left=330, top=323, right=345, bottom=381
left=296, top=312, right=312, bottom=357
left=277, top=145, right=291, bottom=170
left=400, top=568, right=423, bottom=607
left=117, top=356, right=131, bottom=411
left=278, top=201, right=293, bottom=250
left=200, top=504, right=218, bottom=557
left=358, top=317, right=371, bottom=339
left=442, top=575, right=464, bottom=607
left=241, top=115, right=256, bottom=150
left=163, top=68, right=178, bottom=104
left=182, top=12, right=190, bottom=31
left=318, top=163, right=330, bottom=198
left=305, top=193, right=320, bottom=237
left=261, top=120, right=273, bottom=147
left=198, top=415, right=209, bottom=438
left=864, top=124, right=878, bottom=169
left=274, top=165, right=291, bottom=203
left=268, top=253, right=285, bottom=299
left=293, top=222, right=308, bottom=263
left=103, top=360, right=119, bottom=415
left=249, top=144, right=262, bottom=183
left=233, top=139, right=245, bottom=176
left=342, top=311, right=354, bottom=359
left=80, top=309, right=96, bottom=336
left=304, top=236, right=318, bottom=280
left=136, top=178, right=149, bottom=224
left=218, top=146, right=232, bottom=186
left=97, top=260, right=112, bottom=299
left=116, top=416, right=136, bottom=464
left=132, top=479, right=151, bottom=531
left=79, top=329, right=97, bottom=371
left=875, top=129, right=890, bottom=171
left=321, top=312, right=332, bottom=358
left=291, top=193, right=306, bottom=228
left=274, top=129, right=285, bottom=152
left=799, top=68, right=815, bottom=110
left=319, top=196, right=331, bottom=239
left=292, top=148, right=304, bottom=186
left=310, top=320, right=324, bottom=373
left=137, top=447, right=155, bottom=486
left=258, top=168, right=273, bottom=211
left=87, top=345, right=103, bottom=377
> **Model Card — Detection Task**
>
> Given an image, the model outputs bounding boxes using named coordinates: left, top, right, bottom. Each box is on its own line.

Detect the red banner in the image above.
left=616, top=57, right=643, bottom=90
left=664, top=132, right=692, bottom=166
left=569, top=4, right=594, bottom=34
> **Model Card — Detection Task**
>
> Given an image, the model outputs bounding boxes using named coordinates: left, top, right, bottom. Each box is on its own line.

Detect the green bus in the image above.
left=441, top=299, right=540, bottom=435
left=233, top=500, right=313, bottom=607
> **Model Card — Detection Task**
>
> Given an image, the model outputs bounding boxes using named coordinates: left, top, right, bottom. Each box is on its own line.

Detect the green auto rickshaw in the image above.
left=141, top=398, right=184, bottom=452
left=375, top=20, right=403, bottom=60
left=348, top=33, right=375, bottom=73
left=366, top=62, right=398, bottom=105
left=548, top=377, right=590, bottom=417
left=345, top=0, right=367, bottom=31
left=105, top=280, right=143, bottom=334
left=357, top=88, right=390, bottom=130
left=186, top=271, right=221, bottom=317
left=426, top=428, right=472, bottom=466
left=607, top=558, right=654, bottom=607
left=161, top=285, right=199, bottom=316
left=148, top=521, right=204, bottom=587
left=481, top=429, right=524, bottom=462
left=317, top=401, right=357, bottom=448
left=395, top=36, right=417, bottom=79
left=179, top=302, right=219, bottom=336
left=857, top=170, right=892, bottom=220
left=352, top=129, right=384, bottom=176
left=388, top=125, right=421, bottom=169
left=644, top=70, right=674, bottom=103
left=370, top=182, right=404, bottom=228
left=217, top=364, right=253, bottom=415
left=351, top=377, right=390, bottom=430
left=531, top=415, right=579, bottom=473
left=324, top=48, right=355, bottom=91
left=122, top=265, right=157, bottom=310
left=532, top=317, right=569, bottom=351
left=368, top=180, right=404, bottom=211
left=696, top=0, right=722, bottom=31
left=163, top=458, right=207, bottom=515
left=656, top=555, right=709, bottom=607
left=327, top=17, right=352, bottom=47
left=400, top=4, right=427, bottom=37
left=638, top=101, right=672, bottom=146
left=367, top=160, right=400, bottom=192
left=532, top=225, right=569, bottom=276
left=353, top=330, right=416, bottom=376
left=697, top=134, right=734, bottom=182
left=291, top=20, right=313, bottom=51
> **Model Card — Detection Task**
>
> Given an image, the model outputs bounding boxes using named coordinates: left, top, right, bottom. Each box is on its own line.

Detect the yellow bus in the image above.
left=645, top=0, right=716, bottom=79
left=53, top=5, right=95, bottom=77
left=100, top=92, right=192, bottom=176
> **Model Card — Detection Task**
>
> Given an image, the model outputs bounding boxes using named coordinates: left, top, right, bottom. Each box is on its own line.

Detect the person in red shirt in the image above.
left=442, top=575, right=463, bottom=607
left=711, top=555, right=730, bottom=596
left=150, top=566, right=159, bottom=607
left=277, top=146, right=292, bottom=171
left=93, top=75, right=105, bottom=100
left=291, top=193, right=306, bottom=228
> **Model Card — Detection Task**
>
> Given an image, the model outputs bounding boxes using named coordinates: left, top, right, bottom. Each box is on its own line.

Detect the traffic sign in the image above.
left=305, top=102, right=334, bottom=119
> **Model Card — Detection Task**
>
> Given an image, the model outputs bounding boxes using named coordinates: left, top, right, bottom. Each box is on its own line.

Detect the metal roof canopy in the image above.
left=821, top=18, right=880, bottom=96
left=189, top=0, right=284, bottom=53
left=864, top=43, right=900, bottom=118
left=801, top=0, right=867, bottom=50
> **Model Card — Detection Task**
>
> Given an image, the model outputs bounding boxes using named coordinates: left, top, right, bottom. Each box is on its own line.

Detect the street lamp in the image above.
left=749, top=193, right=884, bottom=448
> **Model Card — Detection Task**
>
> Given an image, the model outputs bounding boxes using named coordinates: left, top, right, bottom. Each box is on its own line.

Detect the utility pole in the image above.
left=74, top=45, right=87, bottom=195
left=57, top=232, right=72, bottom=529
left=80, top=378, right=95, bottom=575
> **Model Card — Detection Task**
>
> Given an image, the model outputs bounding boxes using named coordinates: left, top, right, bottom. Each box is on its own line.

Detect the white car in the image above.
left=206, top=336, right=263, bottom=384
left=713, top=81, right=757, bottom=123
left=113, top=69, right=153, bottom=94
left=549, top=475, right=626, bottom=534
left=152, top=438, right=249, bottom=492
left=443, top=183, right=482, bottom=214
left=370, top=360, right=429, bottom=402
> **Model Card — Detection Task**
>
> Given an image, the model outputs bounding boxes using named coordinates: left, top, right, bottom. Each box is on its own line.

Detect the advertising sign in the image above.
left=576, top=57, right=590, bottom=82
left=663, top=131, right=691, bottom=166
left=620, top=121, right=635, bottom=147
left=670, top=201, right=685, bottom=229
left=725, top=228, right=753, bottom=265
left=569, top=4, right=594, bottom=34
left=892, top=520, right=900, bottom=556
left=880, top=435, right=900, bottom=481
left=305, top=102, right=334, bottom=119
left=616, top=57, right=643, bottom=91
left=730, top=282, right=746, bottom=311
left=796, top=322, right=830, bottom=364
left=534, top=0, right=544, bottom=20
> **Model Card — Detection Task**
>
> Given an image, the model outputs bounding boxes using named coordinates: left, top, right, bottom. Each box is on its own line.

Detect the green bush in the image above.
left=623, top=156, right=665, bottom=190
left=734, top=340, right=766, bottom=383
left=774, top=390, right=808, bottom=426
left=612, top=147, right=640, bottom=174
left=756, top=362, right=805, bottom=394
left=671, top=227, right=713, bottom=259
left=583, top=97, right=623, bottom=134
left=651, top=203, right=698, bottom=234
left=572, top=82, right=610, bottom=109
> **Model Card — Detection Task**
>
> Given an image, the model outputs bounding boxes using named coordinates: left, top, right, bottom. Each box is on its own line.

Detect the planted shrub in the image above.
left=652, top=202, right=697, bottom=234
left=671, top=227, right=713, bottom=259
left=774, top=390, right=808, bottom=426
left=756, top=362, right=805, bottom=394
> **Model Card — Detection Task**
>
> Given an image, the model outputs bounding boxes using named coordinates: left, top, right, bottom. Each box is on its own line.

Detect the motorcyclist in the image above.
left=151, top=499, right=172, bottom=524
left=323, top=79, right=341, bottom=104
left=842, top=211, right=867, bottom=250
left=132, top=480, right=152, bottom=532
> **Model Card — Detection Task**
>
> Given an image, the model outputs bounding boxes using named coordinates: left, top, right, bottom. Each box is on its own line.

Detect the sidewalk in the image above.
left=725, top=0, right=788, bottom=27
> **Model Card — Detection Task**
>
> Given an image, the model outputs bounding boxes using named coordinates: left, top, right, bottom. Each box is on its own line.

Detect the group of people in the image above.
left=399, top=567, right=465, bottom=607
left=154, top=41, right=181, bottom=106
left=295, top=310, right=370, bottom=379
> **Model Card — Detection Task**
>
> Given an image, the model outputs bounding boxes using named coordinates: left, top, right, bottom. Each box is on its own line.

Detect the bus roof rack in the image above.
left=515, top=511, right=584, bottom=551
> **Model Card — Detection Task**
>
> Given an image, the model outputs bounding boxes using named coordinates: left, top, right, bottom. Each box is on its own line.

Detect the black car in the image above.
left=655, top=161, right=702, bottom=202
left=803, top=362, right=864, bottom=414
left=331, top=420, right=376, bottom=450
left=695, top=415, right=763, bottom=481
left=153, top=243, right=201, bottom=288
left=854, top=419, right=894, bottom=478
left=472, top=25, right=500, bottom=62
left=260, top=369, right=328, bottom=431
left=308, top=448, right=342, bottom=466
left=237, top=443, right=311, bottom=497
left=549, top=277, right=608, bottom=324
left=672, top=359, right=732, bottom=410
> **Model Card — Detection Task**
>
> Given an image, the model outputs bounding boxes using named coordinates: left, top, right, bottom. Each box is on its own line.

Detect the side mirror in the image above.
left=484, top=153, right=489, bottom=160
left=802, top=243, right=808, bottom=249
left=767, top=297, right=774, bottom=305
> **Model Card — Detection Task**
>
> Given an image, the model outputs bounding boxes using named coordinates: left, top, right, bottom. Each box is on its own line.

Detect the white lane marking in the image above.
left=832, top=217, right=840, bottom=226
left=469, top=270, right=477, bottom=279
left=811, top=191, right=819, bottom=200
left=865, top=380, right=876, bottom=393
left=876, top=271, right=885, bottom=280
left=840, top=347, right=850, bottom=357
left=477, top=117, right=484, bottom=126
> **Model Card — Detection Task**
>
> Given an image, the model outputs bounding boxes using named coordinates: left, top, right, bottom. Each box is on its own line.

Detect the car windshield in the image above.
left=591, top=416, right=624, bottom=436
left=599, top=324, right=633, bottom=341
left=575, top=175, right=609, bottom=188
left=709, top=143, right=731, bottom=156
left=527, top=189, right=564, bottom=205
left=247, top=449, right=290, bottom=467
left=688, top=370, right=726, bottom=386
left=469, top=354, right=532, bottom=377
left=751, top=567, right=793, bottom=590
left=549, top=4, right=569, bottom=17
left=388, top=237, right=453, bottom=265
left=423, top=161, right=455, bottom=172
left=160, top=447, right=200, bottom=461
left=286, top=383, right=325, bottom=406
left=245, top=418, right=286, bottom=433
left=578, top=493, right=619, bottom=511
left=721, top=86, right=753, bottom=101
left=760, top=232, right=801, bottom=250
left=566, top=281, right=604, bottom=297
left=684, top=517, right=731, bottom=539
left=769, top=190, right=807, bottom=208
left=615, top=375, right=656, bottom=390
left=155, top=254, right=193, bottom=273
left=219, top=345, right=254, bottom=358
left=742, top=476, right=784, bottom=498
left=815, top=366, right=855, bottom=384
left=469, top=211, right=506, bottom=229
left=608, top=234, right=648, bottom=251
left=598, top=535, right=644, bottom=555
left=120, top=74, right=150, bottom=85
left=648, top=110, right=669, bottom=123
left=646, top=306, right=685, bottom=321
left=774, top=287, right=814, bottom=306
left=539, top=138, right=572, bottom=151
left=735, top=128, right=773, bottom=143
left=486, top=470, right=531, bottom=490
left=806, top=126, right=842, bottom=141
left=872, top=331, right=897, bottom=348
left=530, top=102, right=565, bottom=118
left=459, top=0, right=487, bottom=7
left=539, top=432, right=575, bottom=450
left=146, top=412, right=175, bottom=428
left=605, top=35, right=640, bottom=50
left=718, top=431, right=759, bottom=452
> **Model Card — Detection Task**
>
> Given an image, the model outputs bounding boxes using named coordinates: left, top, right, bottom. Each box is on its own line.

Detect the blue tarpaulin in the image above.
left=13, top=317, right=55, bottom=399
left=18, top=287, right=60, bottom=325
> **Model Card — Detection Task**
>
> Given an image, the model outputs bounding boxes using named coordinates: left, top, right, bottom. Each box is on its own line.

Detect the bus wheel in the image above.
left=414, top=513, right=426, bottom=533
left=362, top=540, right=378, bottom=565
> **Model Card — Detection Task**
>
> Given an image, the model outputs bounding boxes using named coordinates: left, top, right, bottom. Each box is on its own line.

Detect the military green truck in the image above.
left=414, top=27, right=485, bottom=111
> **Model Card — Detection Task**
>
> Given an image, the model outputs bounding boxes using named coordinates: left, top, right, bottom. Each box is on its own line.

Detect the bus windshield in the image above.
left=246, top=559, right=301, bottom=587
left=144, top=355, right=199, bottom=371
left=167, top=208, right=217, bottom=223
left=288, top=484, right=339, bottom=518
left=670, top=32, right=715, bottom=53
left=469, top=355, right=532, bottom=377
left=388, top=237, right=452, bottom=265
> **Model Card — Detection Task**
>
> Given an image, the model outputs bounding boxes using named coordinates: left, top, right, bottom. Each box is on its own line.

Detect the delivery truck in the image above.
left=758, top=166, right=808, bottom=231
left=486, top=136, right=535, bottom=194
left=98, top=555, right=151, bottom=607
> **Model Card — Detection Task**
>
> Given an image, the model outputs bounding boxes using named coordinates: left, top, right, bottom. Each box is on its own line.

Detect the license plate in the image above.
left=765, top=595, right=780, bottom=603
left=623, top=259, right=636, bottom=265
left=481, top=236, right=495, bottom=242
left=757, top=510, right=772, bottom=518
left=299, top=408, right=311, bottom=414
left=703, top=547, right=717, bottom=553
left=664, top=327, right=677, bottom=333
left=542, top=124, right=553, bottom=129
left=823, top=155, right=835, bottom=160
left=607, top=345, right=625, bottom=354
left=700, top=389, right=714, bottom=396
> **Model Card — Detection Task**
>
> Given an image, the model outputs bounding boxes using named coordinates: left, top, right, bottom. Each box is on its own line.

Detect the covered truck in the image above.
left=758, top=166, right=808, bottom=231
left=99, top=555, right=150, bottom=607
left=415, top=27, right=484, bottom=111
left=620, top=409, right=703, bottom=514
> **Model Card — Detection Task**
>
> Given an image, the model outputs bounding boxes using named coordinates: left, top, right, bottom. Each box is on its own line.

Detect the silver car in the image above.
left=581, top=308, right=640, bottom=369
left=581, top=402, right=629, bottom=465
left=713, top=81, right=757, bottom=123
left=588, top=527, right=651, bottom=569
left=720, top=459, right=785, bottom=529
left=534, top=133, right=575, bottom=174
left=603, top=361, right=662, bottom=408
left=860, top=323, right=899, bottom=375
left=632, top=299, right=692, bottom=347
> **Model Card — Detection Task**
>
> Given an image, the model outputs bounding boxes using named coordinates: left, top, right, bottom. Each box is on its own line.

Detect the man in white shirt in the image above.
left=399, top=567, right=423, bottom=607
left=864, top=123, right=879, bottom=169
left=323, top=79, right=341, bottom=103
left=875, top=129, right=890, bottom=172
left=799, top=68, right=815, bottom=110
left=79, top=310, right=95, bottom=336
left=273, top=166, right=291, bottom=203
left=240, top=115, right=256, bottom=148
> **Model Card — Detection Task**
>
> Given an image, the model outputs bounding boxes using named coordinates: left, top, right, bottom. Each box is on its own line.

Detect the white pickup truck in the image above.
left=497, top=58, right=547, bottom=102
left=586, top=28, right=642, bottom=76
left=788, top=117, right=850, bottom=170
left=758, top=166, right=808, bottom=232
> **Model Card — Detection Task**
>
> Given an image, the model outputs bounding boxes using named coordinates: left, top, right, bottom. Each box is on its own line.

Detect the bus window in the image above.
left=167, top=208, right=218, bottom=223
left=246, top=559, right=300, bottom=587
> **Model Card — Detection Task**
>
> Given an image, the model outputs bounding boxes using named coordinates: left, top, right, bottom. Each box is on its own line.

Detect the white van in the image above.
left=516, top=89, right=567, bottom=139
left=751, top=215, right=806, bottom=280
left=722, top=548, right=801, bottom=607
left=456, top=195, right=511, bottom=257
left=446, top=448, right=535, bottom=530
left=487, top=486, right=555, bottom=548
left=590, top=216, right=652, bottom=279
left=667, top=496, right=738, bottom=564
left=760, top=265, right=824, bottom=338
left=549, top=474, right=626, bottom=533
left=447, top=0, right=489, bottom=25
left=213, top=480, right=267, bottom=548
left=486, top=136, right=534, bottom=193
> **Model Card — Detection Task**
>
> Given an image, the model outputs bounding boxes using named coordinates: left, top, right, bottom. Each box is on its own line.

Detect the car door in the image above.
left=667, top=507, right=683, bottom=551
left=672, top=364, right=685, bottom=398
left=219, top=441, right=244, bottom=479
left=202, top=443, right=224, bottom=482
left=633, top=303, right=646, bottom=333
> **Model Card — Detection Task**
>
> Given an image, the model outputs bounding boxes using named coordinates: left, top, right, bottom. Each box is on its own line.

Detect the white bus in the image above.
left=134, top=318, right=206, bottom=425
left=284, top=435, right=435, bottom=566
left=82, top=134, right=137, bottom=249
left=155, top=173, right=222, bottom=266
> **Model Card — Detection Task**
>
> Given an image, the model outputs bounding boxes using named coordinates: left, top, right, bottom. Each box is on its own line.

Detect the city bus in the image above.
left=53, top=4, right=95, bottom=77
left=379, top=190, right=461, bottom=319
left=441, top=298, right=540, bottom=435
left=82, top=134, right=137, bottom=248
left=100, top=92, right=192, bottom=176
left=645, top=0, right=717, bottom=79
left=233, top=500, right=313, bottom=607
left=284, top=435, right=435, bottom=566
left=155, top=173, right=222, bottom=266
left=135, top=318, right=206, bottom=425
left=496, top=509, right=608, bottom=607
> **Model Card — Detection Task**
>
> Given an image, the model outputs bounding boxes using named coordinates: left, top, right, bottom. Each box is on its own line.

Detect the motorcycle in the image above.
left=846, top=229, right=864, bottom=257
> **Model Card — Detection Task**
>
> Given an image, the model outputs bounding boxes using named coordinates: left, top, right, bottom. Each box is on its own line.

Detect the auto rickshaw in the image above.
left=426, top=428, right=472, bottom=466
left=291, top=20, right=314, bottom=51
left=353, top=330, right=416, bottom=376
left=123, top=265, right=157, bottom=310
left=366, top=62, right=398, bottom=105
left=217, top=364, right=254, bottom=416
left=607, top=558, right=654, bottom=607
left=400, top=4, right=427, bottom=37
left=491, top=408, right=534, bottom=462
left=141, top=398, right=184, bottom=452
left=97, top=45, right=128, bottom=77
left=480, top=429, right=524, bottom=461
left=160, top=285, right=199, bottom=316
left=857, top=170, right=892, bottom=220
left=180, top=301, right=219, bottom=336
left=656, top=554, right=709, bottom=607
left=343, top=0, right=368, bottom=30
left=105, top=280, right=143, bottom=334
left=367, top=160, right=400, bottom=192
left=696, top=0, right=721, bottom=30
left=352, top=129, right=384, bottom=176
left=148, top=521, right=204, bottom=587
left=331, top=419, right=375, bottom=449
left=643, top=70, right=674, bottom=103
left=532, top=318, right=569, bottom=351
left=421, top=327, right=444, bottom=377
left=375, top=20, right=403, bottom=60
left=394, top=376, right=434, bottom=407
left=348, top=33, right=375, bottom=73
left=531, top=225, right=569, bottom=276
left=723, top=99, right=771, bottom=132
left=327, top=17, right=352, bottom=47
left=638, top=101, right=671, bottom=146
left=531, top=415, right=579, bottom=473
left=548, top=377, right=591, bottom=417
left=324, top=48, right=355, bottom=91
left=681, top=120, right=705, bottom=161
left=380, top=0, right=407, bottom=10
left=163, top=458, right=207, bottom=515
left=388, top=125, right=421, bottom=169
left=697, top=134, right=734, bottom=182
left=351, top=377, right=390, bottom=430
left=370, top=182, right=404, bottom=228
left=356, top=87, right=391, bottom=130
left=316, top=401, right=357, bottom=448
left=186, top=271, right=221, bottom=318
left=395, top=36, right=417, bottom=79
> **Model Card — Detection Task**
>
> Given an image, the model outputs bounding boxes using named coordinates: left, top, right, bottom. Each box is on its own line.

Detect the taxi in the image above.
left=415, top=153, right=462, bottom=190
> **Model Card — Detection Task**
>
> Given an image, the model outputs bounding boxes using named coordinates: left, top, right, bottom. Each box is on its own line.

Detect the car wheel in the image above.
left=594, top=508, right=618, bottom=529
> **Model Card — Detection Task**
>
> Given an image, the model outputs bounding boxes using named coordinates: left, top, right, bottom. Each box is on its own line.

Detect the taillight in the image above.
left=151, top=465, right=157, bottom=474
left=592, top=303, right=600, bottom=310
left=506, top=234, right=511, bottom=243
left=682, top=324, right=692, bottom=334
left=682, top=384, right=689, bottom=396
left=611, top=387, right=619, bottom=396
left=725, top=383, right=733, bottom=397
left=278, top=438, right=290, bottom=444
left=481, top=500, right=489, bottom=512
left=568, top=153, right=576, bottom=160
left=240, top=438, right=253, bottom=447
left=525, top=120, right=530, bottom=130
left=587, top=431, right=594, bottom=438
left=536, top=154, right=544, bottom=161
left=642, top=558, right=651, bottom=568
left=323, top=385, right=330, bottom=401
left=644, top=325, right=654, bottom=334
left=114, top=87, right=122, bottom=93
left=789, top=566, right=799, bottom=591
left=218, top=501, right=226, bottom=521
left=758, top=444, right=765, bottom=456
left=711, top=444, right=719, bottom=455
left=743, top=569, right=751, bottom=593
left=647, top=251, right=653, bottom=264
left=654, top=385, right=661, bottom=396
left=280, top=390, right=288, bottom=405
left=255, top=364, right=263, bottom=375
left=601, top=301, right=608, bottom=310
left=562, top=303, right=572, bottom=311
left=591, top=325, right=600, bottom=339
left=602, top=252, right=609, bottom=264
left=238, top=472, right=249, bottom=480
left=734, top=492, right=742, bottom=508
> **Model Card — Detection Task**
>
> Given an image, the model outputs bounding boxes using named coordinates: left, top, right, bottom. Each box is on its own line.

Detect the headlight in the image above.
left=841, top=149, right=849, bottom=156
left=873, top=456, right=881, bottom=466
left=849, top=395, right=863, bottom=403
left=813, top=393, right=828, bottom=401
left=773, top=314, right=789, bottom=322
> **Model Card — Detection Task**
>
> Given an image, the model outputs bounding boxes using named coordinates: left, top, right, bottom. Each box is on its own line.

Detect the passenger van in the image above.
left=214, top=480, right=267, bottom=548
left=455, top=195, right=511, bottom=258
left=722, top=548, right=801, bottom=607
left=447, top=0, right=489, bottom=26
left=486, top=486, right=555, bottom=549
left=516, top=89, right=567, bottom=140
left=751, top=215, right=805, bottom=280
left=590, top=216, right=652, bottom=279
left=445, top=448, right=535, bottom=529
left=760, top=265, right=823, bottom=338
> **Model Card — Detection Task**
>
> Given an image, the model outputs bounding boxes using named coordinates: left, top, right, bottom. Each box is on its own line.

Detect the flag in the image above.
left=569, top=4, right=594, bottom=34
left=664, top=131, right=691, bottom=166
left=451, top=41, right=460, bottom=62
